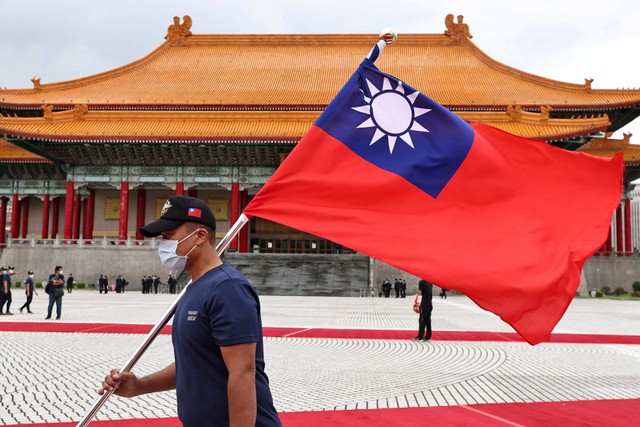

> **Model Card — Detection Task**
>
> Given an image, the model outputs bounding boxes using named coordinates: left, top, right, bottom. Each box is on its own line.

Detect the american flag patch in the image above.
left=188, top=208, right=202, bottom=218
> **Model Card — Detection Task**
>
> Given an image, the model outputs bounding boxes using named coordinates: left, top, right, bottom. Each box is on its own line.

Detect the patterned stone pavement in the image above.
left=0, top=291, right=638, bottom=424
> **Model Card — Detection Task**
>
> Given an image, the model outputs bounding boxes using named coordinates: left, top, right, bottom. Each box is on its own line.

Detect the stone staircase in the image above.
left=223, top=253, right=370, bottom=296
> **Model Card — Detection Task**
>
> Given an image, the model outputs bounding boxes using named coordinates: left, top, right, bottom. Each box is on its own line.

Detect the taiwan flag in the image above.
left=242, top=42, right=624, bottom=345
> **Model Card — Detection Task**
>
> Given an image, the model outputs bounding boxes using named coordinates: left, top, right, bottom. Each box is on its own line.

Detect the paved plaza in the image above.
left=0, top=290, right=639, bottom=425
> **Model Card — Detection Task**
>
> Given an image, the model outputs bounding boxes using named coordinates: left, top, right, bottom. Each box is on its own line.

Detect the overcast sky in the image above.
left=1, top=0, right=639, bottom=139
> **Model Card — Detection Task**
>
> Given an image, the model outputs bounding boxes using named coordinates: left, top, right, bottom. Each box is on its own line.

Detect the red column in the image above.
left=136, top=188, right=146, bottom=241
left=0, top=197, right=8, bottom=246
left=20, top=196, right=29, bottom=238
left=41, top=194, right=50, bottom=239
left=229, top=183, right=240, bottom=251
left=188, top=188, right=197, bottom=198
left=176, top=182, right=184, bottom=196
left=239, top=190, right=249, bottom=253
left=63, top=182, right=74, bottom=240
left=625, top=199, right=632, bottom=256
left=119, top=182, right=129, bottom=242
left=86, top=189, right=95, bottom=240
left=72, top=194, right=81, bottom=240
left=10, top=194, right=20, bottom=239
left=51, top=197, right=60, bottom=239
left=615, top=204, right=623, bottom=255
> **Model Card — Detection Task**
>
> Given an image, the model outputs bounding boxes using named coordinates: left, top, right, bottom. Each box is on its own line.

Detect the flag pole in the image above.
left=76, top=213, right=250, bottom=427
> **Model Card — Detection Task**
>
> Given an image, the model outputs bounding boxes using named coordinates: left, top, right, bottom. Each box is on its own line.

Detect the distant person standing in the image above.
left=0, top=266, right=15, bottom=315
left=153, top=275, right=161, bottom=294
left=168, top=274, right=177, bottom=294
left=401, top=279, right=407, bottom=298
left=46, top=266, right=65, bottom=320
left=394, top=278, right=401, bottom=298
left=115, top=275, right=124, bottom=293
left=102, top=275, right=109, bottom=294
left=20, top=271, right=37, bottom=314
left=439, top=287, right=448, bottom=299
left=66, top=274, right=75, bottom=294
left=412, top=279, right=433, bottom=341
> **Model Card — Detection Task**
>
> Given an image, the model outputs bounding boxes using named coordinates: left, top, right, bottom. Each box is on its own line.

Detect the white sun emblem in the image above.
left=352, top=77, right=431, bottom=153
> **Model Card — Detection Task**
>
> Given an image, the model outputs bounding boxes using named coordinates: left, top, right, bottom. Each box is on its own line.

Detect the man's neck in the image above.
left=186, top=251, right=223, bottom=283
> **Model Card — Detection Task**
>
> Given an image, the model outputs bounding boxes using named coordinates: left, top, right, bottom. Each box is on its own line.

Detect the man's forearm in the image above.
left=227, top=371, right=256, bottom=427
left=137, top=363, right=176, bottom=395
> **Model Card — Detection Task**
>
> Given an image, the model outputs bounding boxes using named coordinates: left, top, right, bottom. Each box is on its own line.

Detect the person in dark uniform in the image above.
left=99, top=195, right=281, bottom=426
left=382, top=279, right=391, bottom=298
left=66, top=274, right=74, bottom=294
left=401, top=279, right=407, bottom=298
left=0, top=267, right=5, bottom=315
left=394, top=278, right=401, bottom=298
left=153, top=275, right=161, bottom=294
left=168, top=274, right=177, bottom=294
left=145, top=275, right=153, bottom=294
left=46, top=266, right=65, bottom=320
left=20, top=271, right=36, bottom=314
left=115, top=275, right=124, bottom=293
left=101, top=275, right=109, bottom=294
left=413, top=279, right=433, bottom=341
left=1, top=266, right=16, bottom=315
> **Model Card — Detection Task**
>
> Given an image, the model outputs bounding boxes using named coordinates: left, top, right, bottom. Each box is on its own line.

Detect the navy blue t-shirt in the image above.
left=25, top=277, right=34, bottom=293
left=2, top=273, right=11, bottom=290
left=172, top=263, right=281, bottom=427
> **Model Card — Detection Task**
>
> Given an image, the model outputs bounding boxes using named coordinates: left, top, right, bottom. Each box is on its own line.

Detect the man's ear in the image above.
left=196, top=228, right=210, bottom=245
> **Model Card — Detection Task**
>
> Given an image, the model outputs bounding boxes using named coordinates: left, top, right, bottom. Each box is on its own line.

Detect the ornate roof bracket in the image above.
left=165, top=15, right=192, bottom=46
left=444, top=14, right=472, bottom=45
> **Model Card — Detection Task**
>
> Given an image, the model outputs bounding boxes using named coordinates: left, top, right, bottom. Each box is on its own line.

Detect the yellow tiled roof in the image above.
left=1, top=33, right=639, bottom=109
left=0, top=137, right=48, bottom=162
left=578, top=134, right=640, bottom=162
left=0, top=109, right=609, bottom=142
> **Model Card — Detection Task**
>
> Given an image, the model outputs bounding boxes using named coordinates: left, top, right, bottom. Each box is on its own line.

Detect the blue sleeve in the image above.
left=208, top=278, right=260, bottom=347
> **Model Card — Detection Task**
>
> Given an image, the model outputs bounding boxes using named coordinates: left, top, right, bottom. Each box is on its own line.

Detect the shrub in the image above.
left=601, top=286, right=611, bottom=295
left=614, top=287, right=627, bottom=296
left=76, top=282, right=86, bottom=289
left=633, top=281, right=640, bottom=292
left=14, top=281, right=21, bottom=288
left=595, top=291, right=604, bottom=298
left=633, top=291, right=640, bottom=298
left=35, top=282, right=42, bottom=288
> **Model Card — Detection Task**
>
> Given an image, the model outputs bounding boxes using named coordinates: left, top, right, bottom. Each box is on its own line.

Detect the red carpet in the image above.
left=1, top=322, right=639, bottom=344
left=4, top=399, right=638, bottom=427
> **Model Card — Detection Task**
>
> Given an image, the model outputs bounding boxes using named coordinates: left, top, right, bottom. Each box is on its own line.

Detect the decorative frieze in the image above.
left=0, top=179, right=68, bottom=197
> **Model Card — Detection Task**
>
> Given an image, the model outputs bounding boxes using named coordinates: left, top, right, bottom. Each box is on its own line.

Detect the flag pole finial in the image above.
left=379, top=28, right=397, bottom=45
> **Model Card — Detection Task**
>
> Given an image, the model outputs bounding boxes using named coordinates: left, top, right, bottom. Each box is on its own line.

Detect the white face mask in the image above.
left=58, top=270, right=63, bottom=275
left=157, top=228, right=201, bottom=272
left=9, top=270, right=14, bottom=274
left=29, top=274, right=34, bottom=278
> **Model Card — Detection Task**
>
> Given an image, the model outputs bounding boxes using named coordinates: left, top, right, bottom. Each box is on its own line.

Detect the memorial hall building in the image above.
left=2, top=15, right=640, bottom=256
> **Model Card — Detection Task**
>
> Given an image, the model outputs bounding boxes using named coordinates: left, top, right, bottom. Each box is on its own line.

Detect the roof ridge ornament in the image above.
left=41, top=104, right=53, bottom=121
left=165, top=15, right=193, bottom=46
left=31, top=77, right=41, bottom=92
left=540, top=105, right=553, bottom=122
left=444, top=14, right=472, bottom=45
left=73, top=104, right=88, bottom=121
left=506, top=105, right=522, bottom=122
left=583, top=78, right=593, bottom=92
